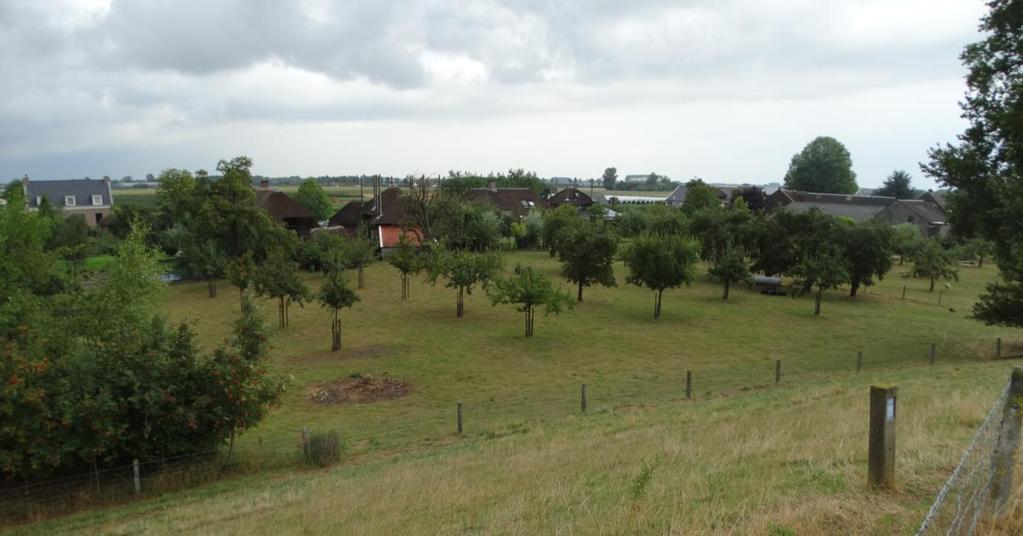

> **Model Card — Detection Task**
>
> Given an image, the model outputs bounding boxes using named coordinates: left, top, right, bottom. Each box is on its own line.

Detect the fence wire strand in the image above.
left=915, top=381, right=1011, bottom=536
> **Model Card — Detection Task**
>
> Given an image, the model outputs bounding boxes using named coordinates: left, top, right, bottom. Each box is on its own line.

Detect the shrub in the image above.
left=304, top=430, right=342, bottom=467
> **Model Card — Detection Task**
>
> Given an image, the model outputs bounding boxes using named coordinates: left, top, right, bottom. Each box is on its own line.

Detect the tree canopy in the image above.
left=783, top=136, right=858, bottom=194
left=874, top=170, right=915, bottom=199
left=295, top=178, right=334, bottom=221
left=556, top=222, right=617, bottom=302
left=622, top=233, right=700, bottom=318
left=922, top=0, right=1023, bottom=326
left=490, top=265, right=574, bottom=337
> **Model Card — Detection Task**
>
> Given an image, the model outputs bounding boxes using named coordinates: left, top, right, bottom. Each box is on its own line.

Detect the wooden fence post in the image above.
left=929, top=343, right=936, bottom=366
left=456, top=402, right=463, bottom=435
left=581, top=384, right=587, bottom=412
left=857, top=350, right=863, bottom=373
left=868, top=385, right=897, bottom=489
left=775, top=359, right=782, bottom=384
left=686, top=370, right=692, bottom=400
left=992, top=367, right=1023, bottom=515
left=997, top=337, right=1002, bottom=359
left=902, top=285, right=907, bottom=300
left=133, top=459, right=140, bottom=495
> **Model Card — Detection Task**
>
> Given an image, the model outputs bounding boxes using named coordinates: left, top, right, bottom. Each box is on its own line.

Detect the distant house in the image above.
left=664, top=184, right=728, bottom=208
left=767, top=188, right=949, bottom=236
left=876, top=199, right=949, bottom=237
left=918, top=190, right=948, bottom=210
left=22, top=176, right=113, bottom=227
left=765, top=189, right=895, bottom=223
left=547, top=187, right=593, bottom=209
left=254, top=180, right=319, bottom=238
left=463, top=183, right=542, bottom=218
left=327, top=186, right=422, bottom=251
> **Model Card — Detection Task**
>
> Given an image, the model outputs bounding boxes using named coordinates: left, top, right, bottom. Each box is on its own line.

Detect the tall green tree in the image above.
left=425, top=248, right=503, bottom=317
left=184, top=238, right=228, bottom=298
left=557, top=223, right=617, bottom=302
left=789, top=245, right=850, bottom=316
left=842, top=223, right=895, bottom=297
left=783, top=136, right=858, bottom=194
left=542, top=204, right=583, bottom=257
left=208, top=292, right=287, bottom=462
left=892, top=223, right=925, bottom=265
left=253, top=249, right=310, bottom=328
left=340, top=234, right=377, bottom=289
left=318, top=269, right=360, bottom=351
left=226, top=252, right=256, bottom=304
left=622, top=234, right=700, bottom=318
left=912, top=240, right=959, bottom=292
left=922, top=0, right=1023, bottom=326
left=490, top=265, right=574, bottom=337
left=295, top=178, right=333, bottom=221
left=601, top=167, right=618, bottom=190
left=681, top=179, right=722, bottom=215
left=708, top=244, right=752, bottom=300
left=874, top=170, right=915, bottom=198
left=388, top=233, right=421, bottom=300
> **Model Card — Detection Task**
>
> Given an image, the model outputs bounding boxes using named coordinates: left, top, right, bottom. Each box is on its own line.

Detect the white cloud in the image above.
left=0, top=0, right=988, bottom=188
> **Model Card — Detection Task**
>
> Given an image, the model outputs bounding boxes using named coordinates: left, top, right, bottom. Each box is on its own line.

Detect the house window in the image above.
left=64, top=196, right=76, bottom=207
left=92, top=195, right=103, bottom=206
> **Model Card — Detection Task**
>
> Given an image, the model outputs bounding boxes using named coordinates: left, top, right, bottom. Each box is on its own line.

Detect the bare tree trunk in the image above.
left=814, top=287, right=822, bottom=316
left=723, top=279, right=730, bottom=300
left=279, top=297, right=286, bottom=328
left=929, top=276, right=935, bottom=292
left=979, top=255, right=985, bottom=268
left=849, top=280, right=860, bottom=298
left=331, top=308, right=341, bottom=351
left=358, top=266, right=365, bottom=289
left=577, top=281, right=583, bottom=302
left=456, top=287, right=464, bottom=317
left=208, top=277, right=217, bottom=298
left=226, top=430, right=235, bottom=464
left=654, top=289, right=663, bottom=318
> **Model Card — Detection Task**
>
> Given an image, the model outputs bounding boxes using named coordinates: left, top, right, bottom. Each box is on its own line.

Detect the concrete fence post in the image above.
left=133, top=459, right=140, bottom=495
left=991, top=367, right=1023, bottom=516
left=868, top=385, right=897, bottom=489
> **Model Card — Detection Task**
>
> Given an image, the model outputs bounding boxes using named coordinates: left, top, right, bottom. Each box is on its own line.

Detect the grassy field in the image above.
left=8, top=251, right=1023, bottom=534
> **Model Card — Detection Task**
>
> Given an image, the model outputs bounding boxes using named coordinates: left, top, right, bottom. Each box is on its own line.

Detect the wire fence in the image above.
left=915, top=379, right=1014, bottom=535
left=2, top=335, right=1022, bottom=528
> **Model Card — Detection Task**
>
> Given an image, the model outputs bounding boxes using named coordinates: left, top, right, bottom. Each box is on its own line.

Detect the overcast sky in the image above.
left=0, top=0, right=987, bottom=188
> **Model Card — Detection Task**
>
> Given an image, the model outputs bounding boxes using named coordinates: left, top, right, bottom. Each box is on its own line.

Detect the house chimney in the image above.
left=488, top=180, right=497, bottom=191
left=259, top=179, right=270, bottom=189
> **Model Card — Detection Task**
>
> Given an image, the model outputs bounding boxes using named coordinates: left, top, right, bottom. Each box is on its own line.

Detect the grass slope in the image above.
left=9, top=251, right=1020, bottom=534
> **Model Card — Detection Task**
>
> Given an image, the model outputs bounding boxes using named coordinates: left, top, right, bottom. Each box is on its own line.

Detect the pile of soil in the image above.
left=308, top=375, right=411, bottom=405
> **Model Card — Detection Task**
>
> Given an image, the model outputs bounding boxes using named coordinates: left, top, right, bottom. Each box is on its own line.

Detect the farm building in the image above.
left=766, top=189, right=896, bottom=223
left=328, top=186, right=422, bottom=251
left=21, top=176, right=114, bottom=227
left=463, top=183, right=542, bottom=218
left=255, top=180, right=320, bottom=238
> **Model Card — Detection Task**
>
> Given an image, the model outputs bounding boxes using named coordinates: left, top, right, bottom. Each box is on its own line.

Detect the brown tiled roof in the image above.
left=464, top=188, right=541, bottom=217
left=255, top=189, right=317, bottom=220
left=548, top=187, right=593, bottom=207
left=329, top=199, right=368, bottom=227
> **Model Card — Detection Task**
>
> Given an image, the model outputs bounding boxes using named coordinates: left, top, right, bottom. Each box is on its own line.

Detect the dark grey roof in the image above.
left=24, top=179, right=112, bottom=208
left=774, top=190, right=895, bottom=222
left=918, top=190, right=947, bottom=209
left=897, top=199, right=947, bottom=224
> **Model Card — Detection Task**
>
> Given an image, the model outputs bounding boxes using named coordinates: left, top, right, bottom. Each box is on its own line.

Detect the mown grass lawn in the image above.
left=10, top=251, right=1022, bottom=534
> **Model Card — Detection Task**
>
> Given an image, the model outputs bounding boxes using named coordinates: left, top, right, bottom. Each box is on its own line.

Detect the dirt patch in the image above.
left=308, top=375, right=411, bottom=405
